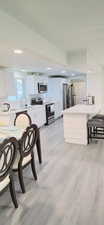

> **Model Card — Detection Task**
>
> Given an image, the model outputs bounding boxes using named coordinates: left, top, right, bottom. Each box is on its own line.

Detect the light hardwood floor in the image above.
left=1, top=118, right=104, bottom=225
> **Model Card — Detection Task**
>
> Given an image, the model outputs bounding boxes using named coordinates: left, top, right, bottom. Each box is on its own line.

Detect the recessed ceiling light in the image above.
left=14, top=49, right=23, bottom=54
left=87, top=70, right=93, bottom=73
left=21, top=69, right=26, bottom=72
left=47, top=67, right=52, bottom=70
left=61, top=70, right=66, bottom=73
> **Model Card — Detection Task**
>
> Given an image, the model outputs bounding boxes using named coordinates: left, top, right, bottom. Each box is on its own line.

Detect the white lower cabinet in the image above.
left=0, top=105, right=46, bottom=128
left=54, top=101, right=62, bottom=119
left=28, top=105, right=46, bottom=127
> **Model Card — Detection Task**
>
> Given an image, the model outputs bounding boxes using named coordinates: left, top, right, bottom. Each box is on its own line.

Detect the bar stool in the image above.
left=93, top=114, right=104, bottom=120
left=87, top=117, right=104, bottom=143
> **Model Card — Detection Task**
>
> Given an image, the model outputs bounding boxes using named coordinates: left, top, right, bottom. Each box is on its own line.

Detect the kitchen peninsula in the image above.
left=63, top=104, right=101, bottom=145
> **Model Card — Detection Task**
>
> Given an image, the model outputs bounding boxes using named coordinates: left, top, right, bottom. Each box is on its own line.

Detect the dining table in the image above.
left=0, top=125, right=42, bottom=163
left=0, top=126, right=24, bottom=143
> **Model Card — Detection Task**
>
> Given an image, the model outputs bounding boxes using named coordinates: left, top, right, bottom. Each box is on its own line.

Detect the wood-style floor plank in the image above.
left=1, top=118, right=104, bottom=225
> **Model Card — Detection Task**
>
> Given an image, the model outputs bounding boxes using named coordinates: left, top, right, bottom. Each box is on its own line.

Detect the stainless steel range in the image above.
left=45, top=103, right=55, bottom=125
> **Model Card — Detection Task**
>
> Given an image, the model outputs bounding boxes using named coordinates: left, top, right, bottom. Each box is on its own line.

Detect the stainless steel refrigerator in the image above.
left=63, top=83, right=75, bottom=110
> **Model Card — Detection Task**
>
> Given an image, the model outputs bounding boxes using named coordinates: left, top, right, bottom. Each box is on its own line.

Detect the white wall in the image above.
left=0, top=71, right=49, bottom=103
left=25, top=75, right=35, bottom=97
left=48, top=78, right=68, bottom=118
left=87, top=70, right=104, bottom=106
left=0, top=71, right=30, bottom=109
left=0, top=71, right=16, bottom=98
left=72, top=80, right=87, bottom=104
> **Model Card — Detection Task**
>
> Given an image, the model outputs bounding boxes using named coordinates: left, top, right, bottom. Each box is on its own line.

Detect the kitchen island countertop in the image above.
left=63, top=104, right=101, bottom=145
left=63, top=104, right=101, bottom=115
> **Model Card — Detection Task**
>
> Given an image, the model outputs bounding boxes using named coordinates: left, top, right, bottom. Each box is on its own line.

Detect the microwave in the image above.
left=38, top=83, right=47, bottom=93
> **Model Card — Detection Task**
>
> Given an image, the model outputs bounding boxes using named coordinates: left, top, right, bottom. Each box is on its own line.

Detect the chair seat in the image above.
left=0, top=175, right=10, bottom=192
left=93, top=114, right=104, bottom=120
left=13, top=152, right=32, bottom=170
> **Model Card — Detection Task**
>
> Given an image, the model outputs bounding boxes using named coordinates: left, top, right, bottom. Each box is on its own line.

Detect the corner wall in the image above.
left=87, top=70, right=104, bottom=106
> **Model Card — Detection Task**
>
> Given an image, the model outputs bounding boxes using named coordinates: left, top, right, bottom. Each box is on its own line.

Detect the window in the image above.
left=8, top=96, right=17, bottom=101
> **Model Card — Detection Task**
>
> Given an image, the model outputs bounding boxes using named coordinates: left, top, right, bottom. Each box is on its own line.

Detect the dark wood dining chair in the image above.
left=14, top=112, right=42, bottom=164
left=0, top=137, right=18, bottom=208
left=13, top=124, right=39, bottom=193
left=14, top=112, right=32, bottom=129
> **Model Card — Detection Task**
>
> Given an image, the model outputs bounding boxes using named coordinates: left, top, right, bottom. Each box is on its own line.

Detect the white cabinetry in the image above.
left=28, top=105, right=46, bottom=127
left=48, top=78, right=67, bottom=119
left=34, top=76, right=48, bottom=94
left=25, top=75, right=48, bottom=96
left=25, top=75, right=35, bottom=96
left=63, top=105, right=100, bottom=145
left=54, top=101, right=62, bottom=119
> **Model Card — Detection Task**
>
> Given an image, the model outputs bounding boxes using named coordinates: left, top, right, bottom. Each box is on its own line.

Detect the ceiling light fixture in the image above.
left=87, top=70, right=93, bottom=73
left=14, top=49, right=23, bottom=54
left=21, top=69, right=26, bottom=72
left=47, top=67, right=52, bottom=70
left=61, top=70, right=66, bottom=73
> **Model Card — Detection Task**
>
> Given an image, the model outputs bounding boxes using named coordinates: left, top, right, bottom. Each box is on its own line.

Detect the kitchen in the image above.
left=1, top=69, right=102, bottom=147
left=0, top=70, right=88, bottom=128
left=1, top=69, right=104, bottom=225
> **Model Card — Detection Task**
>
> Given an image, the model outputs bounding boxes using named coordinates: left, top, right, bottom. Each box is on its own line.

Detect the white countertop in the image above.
left=0, top=108, right=28, bottom=116
left=0, top=101, right=55, bottom=116
left=0, top=104, right=46, bottom=116
left=63, top=104, right=101, bottom=115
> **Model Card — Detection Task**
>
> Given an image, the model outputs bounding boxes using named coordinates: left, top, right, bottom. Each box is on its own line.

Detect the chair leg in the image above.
left=9, top=175, right=18, bottom=209
left=31, top=157, right=37, bottom=181
left=18, top=165, right=26, bottom=193
left=90, top=127, right=92, bottom=142
left=36, top=130, right=42, bottom=164
left=87, top=127, right=89, bottom=144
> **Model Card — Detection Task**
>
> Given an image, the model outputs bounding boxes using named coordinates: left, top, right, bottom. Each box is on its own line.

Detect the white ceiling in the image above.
left=0, top=0, right=103, bottom=76
left=0, top=0, right=104, bottom=52
left=0, top=44, right=85, bottom=77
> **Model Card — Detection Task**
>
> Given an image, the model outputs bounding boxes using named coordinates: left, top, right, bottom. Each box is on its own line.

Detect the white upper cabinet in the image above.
left=25, top=75, right=35, bottom=96
left=48, top=77, right=68, bottom=118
